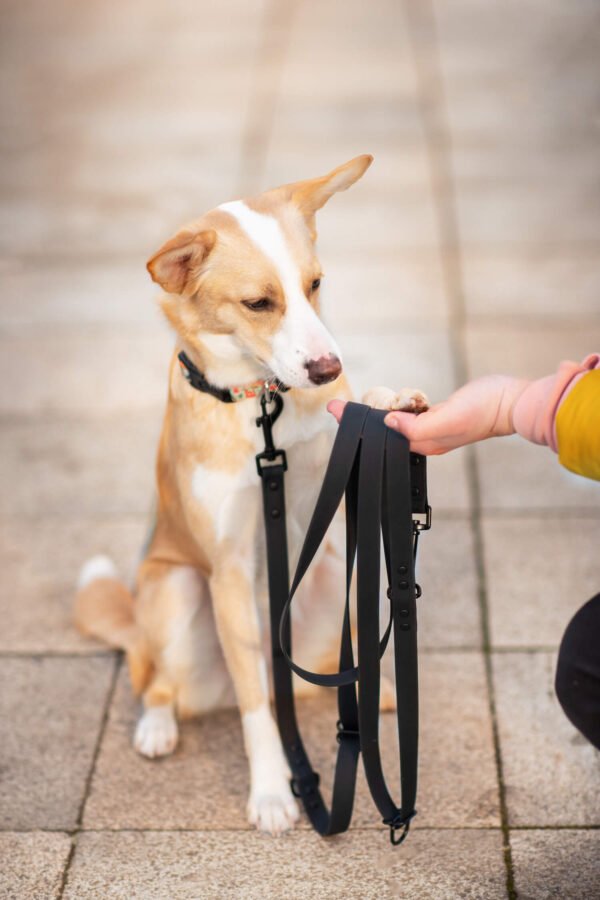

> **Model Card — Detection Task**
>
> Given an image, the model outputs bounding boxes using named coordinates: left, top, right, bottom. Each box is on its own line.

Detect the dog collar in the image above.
left=177, top=351, right=289, bottom=403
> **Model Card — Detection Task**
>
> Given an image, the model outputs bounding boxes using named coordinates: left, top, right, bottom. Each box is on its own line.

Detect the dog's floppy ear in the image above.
left=289, top=155, right=373, bottom=218
left=146, top=228, right=216, bottom=295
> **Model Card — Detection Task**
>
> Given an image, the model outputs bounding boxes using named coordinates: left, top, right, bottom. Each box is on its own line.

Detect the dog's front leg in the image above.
left=210, top=562, right=299, bottom=834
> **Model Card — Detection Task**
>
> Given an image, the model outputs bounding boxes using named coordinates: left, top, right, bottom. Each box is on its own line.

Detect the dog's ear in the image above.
left=147, top=228, right=216, bottom=295
left=289, top=155, right=373, bottom=218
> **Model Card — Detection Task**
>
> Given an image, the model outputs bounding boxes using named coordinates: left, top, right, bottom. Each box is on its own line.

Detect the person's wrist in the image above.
left=503, top=378, right=532, bottom=435
left=511, top=374, right=559, bottom=446
left=474, top=375, right=529, bottom=440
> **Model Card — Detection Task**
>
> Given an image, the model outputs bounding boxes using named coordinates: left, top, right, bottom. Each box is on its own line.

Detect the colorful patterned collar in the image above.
left=178, top=351, right=289, bottom=403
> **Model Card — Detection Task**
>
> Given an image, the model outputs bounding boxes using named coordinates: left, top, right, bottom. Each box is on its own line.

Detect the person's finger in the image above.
left=327, top=399, right=347, bottom=422
left=383, top=408, right=455, bottom=455
left=383, top=410, right=421, bottom=435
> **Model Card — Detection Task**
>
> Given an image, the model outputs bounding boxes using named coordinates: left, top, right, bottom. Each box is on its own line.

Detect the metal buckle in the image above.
left=336, top=720, right=360, bottom=744
left=255, top=448, right=287, bottom=476
left=413, top=504, right=432, bottom=532
left=255, top=390, right=287, bottom=477
left=384, top=809, right=417, bottom=846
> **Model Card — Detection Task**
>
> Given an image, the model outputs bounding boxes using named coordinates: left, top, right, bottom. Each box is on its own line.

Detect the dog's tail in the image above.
left=75, top=555, right=153, bottom=694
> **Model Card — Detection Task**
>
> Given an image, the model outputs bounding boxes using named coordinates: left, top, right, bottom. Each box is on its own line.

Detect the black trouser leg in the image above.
left=555, top=592, right=600, bottom=750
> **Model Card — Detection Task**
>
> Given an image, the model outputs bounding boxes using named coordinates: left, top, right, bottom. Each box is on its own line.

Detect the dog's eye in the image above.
left=242, top=298, right=271, bottom=311
left=311, top=278, right=321, bottom=291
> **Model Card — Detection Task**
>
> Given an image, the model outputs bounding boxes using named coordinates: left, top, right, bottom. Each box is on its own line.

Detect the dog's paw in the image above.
left=391, top=387, right=429, bottom=414
left=247, top=781, right=300, bottom=835
left=362, top=385, right=429, bottom=414
left=134, top=705, right=179, bottom=758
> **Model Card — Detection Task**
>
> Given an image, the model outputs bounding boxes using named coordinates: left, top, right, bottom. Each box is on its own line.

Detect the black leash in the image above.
left=256, top=395, right=431, bottom=845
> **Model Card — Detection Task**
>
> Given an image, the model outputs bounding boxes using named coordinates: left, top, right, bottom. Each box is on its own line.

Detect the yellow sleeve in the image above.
left=556, top=369, right=600, bottom=481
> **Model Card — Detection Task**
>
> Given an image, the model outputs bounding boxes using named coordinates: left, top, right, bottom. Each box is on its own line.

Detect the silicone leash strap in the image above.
left=356, top=413, right=419, bottom=842
left=387, top=429, right=419, bottom=828
left=260, top=402, right=368, bottom=835
left=278, top=406, right=393, bottom=688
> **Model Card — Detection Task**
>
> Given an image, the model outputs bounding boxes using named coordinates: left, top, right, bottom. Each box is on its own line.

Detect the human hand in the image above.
left=327, top=375, right=530, bottom=455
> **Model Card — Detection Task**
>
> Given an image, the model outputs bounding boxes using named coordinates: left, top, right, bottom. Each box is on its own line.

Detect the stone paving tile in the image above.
left=0, top=831, right=72, bottom=900
left=482, top=516, right=600, bottom=649
left=0, top=414, right=160, bottom=518
left=1, top=0, right=263, bottom=221
left=454, top=181, right=600, bottom=247
left=322, top=253, right=449, bottom=330
left=461, top=252, right=600, bottom=323
left=416, top=518, right=481, bottom=649
left=475, top=435, right=600, bottom=513
left=84, top=652, right=498, bottom=830
left=0, top=193, right=190, bottom=263
left=423, top=448, right=471, bottom=514
left=340, top=329, right=455, bottom=404
left=64, top=829, right=506, bottom=900
left=435, top=0, right=600, bottom=247
left=510, top=829, right=600, bottom=900
left=451, top=145, right=600, bottom=192
left=269, top=79, right=423, bottom=138
left=466, top=322, right=600, bottom=382
left=264, top=141, right=431, bottom=195
left=1, top=0, right=267, bottom=52
left=291, top=0, right=416, bottom=65
left=0, top=516, right=146, bottom=653
left=0, top=331, right=173, bottom=415
left=438, top=11, right=600, bottom=133
left=0, top=260, right=166, bottom=330
left=315, top=193, right=439, bottom=256
left=493, top=651, right=600, bottom=826
left=0, top=121, right=241, bottom=207
left=0, top=656, right=115, bottom=830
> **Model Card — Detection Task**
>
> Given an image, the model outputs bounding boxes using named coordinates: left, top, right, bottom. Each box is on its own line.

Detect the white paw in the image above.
left=391, top=387, right=429, bottom=414
left=247, top=780, right=300, bottom=835
left=134, top=705, right=179, bottom=758
left=362, top=385, right=429, bottom=414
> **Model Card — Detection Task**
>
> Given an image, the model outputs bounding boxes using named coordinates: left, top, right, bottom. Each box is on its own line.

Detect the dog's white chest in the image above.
left=190, top=395, right=336, bottom=553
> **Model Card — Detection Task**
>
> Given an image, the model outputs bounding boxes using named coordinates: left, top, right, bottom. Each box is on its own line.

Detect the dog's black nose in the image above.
left=305, top=354, right=342, bottom=385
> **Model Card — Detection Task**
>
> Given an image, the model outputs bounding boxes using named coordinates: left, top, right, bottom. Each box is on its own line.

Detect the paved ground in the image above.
left=1, top=1, right=600, bottom=898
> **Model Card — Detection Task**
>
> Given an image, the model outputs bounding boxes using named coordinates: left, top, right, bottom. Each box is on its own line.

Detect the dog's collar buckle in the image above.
left=255, top=391, right=287, bottom=475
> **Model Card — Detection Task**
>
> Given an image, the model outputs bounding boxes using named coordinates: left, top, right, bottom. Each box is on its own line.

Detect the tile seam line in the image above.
left=401, top=2, right=517, bottom=898
left=3, top=825, right=598, bottom=835
left=8, top=239, right=600, bottom=266
left=2, top=508, right=599, bottom=519
left=235, top=0, right=297, bottom=195
left=56, top=654, right=121, bottom=900
left=0, top=646, right=571, bottom=660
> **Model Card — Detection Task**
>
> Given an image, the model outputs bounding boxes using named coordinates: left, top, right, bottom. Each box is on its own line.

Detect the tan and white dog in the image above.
left=75, top=155, right=427, bottom=835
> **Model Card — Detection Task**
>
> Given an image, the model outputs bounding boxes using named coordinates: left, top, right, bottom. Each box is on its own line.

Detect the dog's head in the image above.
left=147, top=155, right=372, bottom=389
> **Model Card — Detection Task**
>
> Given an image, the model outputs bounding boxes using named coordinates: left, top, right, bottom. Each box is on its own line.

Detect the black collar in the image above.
left=177, top=351, right=289, bottom=403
